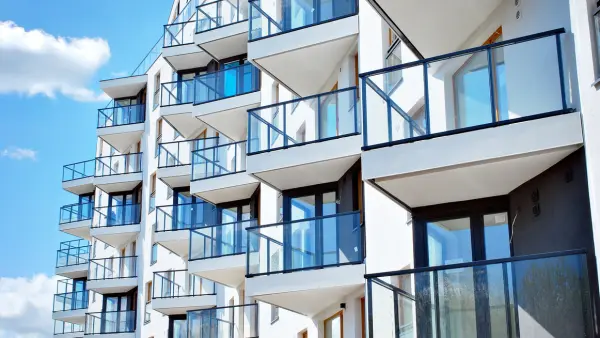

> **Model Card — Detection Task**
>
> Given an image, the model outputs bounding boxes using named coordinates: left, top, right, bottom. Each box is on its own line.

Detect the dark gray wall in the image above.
left=509, top=148, right=594, bottom=256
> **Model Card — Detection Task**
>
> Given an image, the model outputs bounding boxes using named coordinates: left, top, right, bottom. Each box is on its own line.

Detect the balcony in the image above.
left=360, top=29, right=582, bottom=208
left=62, top=159, right=95, bottom=195
left=97, top=105, right=145, bottom=153
left=189, top=218, right=257, bottom=287
left=163, top=19, right=211, bottom=71
left=248, top=0, right=358, bottom=96
left=193, top=63, right=261, bottom=141
left=152, top=270, right=217, bottom=315
left=160, top=79, right=206, bottom=138
left=85, top=311, right=136, bottom=336
left=246, top=211, right=364, bottom=316
left=55, top=239, right=91, bottom=279
left=194, top=0, right=249, bottom=60
left=187, top=304, right=258, bottom=338
left=157, top=137, right=219, bottom=188
left=365, top=250, right=595, bottom=338
left=91, top=204, right=141, bottom=248
left=94, top=153, right=143, bottom=193
left=154, top=201, right=217, bottom=257
left=52, top=280, right=88, bottom=324
left=54, top=321, right=84, bottom=338
left=99, top=35, right=162, bottom=99
left=191, top=140, right=258, bottom=204
left=59, top=202, right=93, bottom=239
left=87, top=256, right=137, bottom=294
left=247, top=86, right=361, bottom=190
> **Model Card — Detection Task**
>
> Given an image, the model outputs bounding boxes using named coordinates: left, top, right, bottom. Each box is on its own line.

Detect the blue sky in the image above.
left=0, top=0, right=172, bottom=278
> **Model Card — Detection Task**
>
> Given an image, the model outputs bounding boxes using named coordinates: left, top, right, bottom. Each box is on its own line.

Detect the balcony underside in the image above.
left=100, top=75, right=148, bottom=99
left=90, top=223, right=141, bottom=249
left=161, top=105, right=207, bottom=139
left=368, top=0, right=502, bottom=58
left=53, top=309, right=87, bottom=325
left=94, top=172, right=143, bottom=194
left=248, top=16, right=358, bottom=97
left=62, top=177, right=95, bottom=195
left=188, top=254, right=245, bottom=288
left=191, top=173, right=259, bottom=204
left=158, top=165, right=191, bottom=189
left=59, top=220, right=91, bottom=240
left=154, top=230, right=190, bottom=258
left=97, top=123, right=145, bottom=154
left=87, top=277, right=137, bottom=294
left=193, top=91, right=261, bottom=141
left=247, top=135, right=361, bottom=190
left=246, top=264, right=364, bottom=317
left=56, top=263, right=88, bottom=279
left=194, top=21, right=248, bottom=60
left=363, top=113, right=584, bottom=208
left=152, top=294, right=217, bottom=315
left=163, top=44, right=212, bottom=71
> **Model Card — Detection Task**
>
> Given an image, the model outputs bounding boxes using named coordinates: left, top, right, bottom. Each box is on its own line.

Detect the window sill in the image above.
left=592, top=77, right=600, bottom=89
left=271, top=317, right=279, bottom=325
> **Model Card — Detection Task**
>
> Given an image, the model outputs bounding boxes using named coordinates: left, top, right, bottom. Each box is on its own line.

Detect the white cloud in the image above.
left=0, top=147, right=37, bottom=161
left=0, top=21, right=111, bottom=102
left=0, top=274, right=58, bottom=338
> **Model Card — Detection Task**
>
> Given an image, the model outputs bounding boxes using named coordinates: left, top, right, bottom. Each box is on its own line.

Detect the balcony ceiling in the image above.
left=374, top=0, right=502, bottom=58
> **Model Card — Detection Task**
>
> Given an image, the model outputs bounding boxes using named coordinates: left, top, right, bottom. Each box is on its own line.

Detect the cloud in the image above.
left=0, top=147, right=37, bottom=161
left=0, top=21, right=111, bottom=102
left=0, top=274, right=58, bottom=338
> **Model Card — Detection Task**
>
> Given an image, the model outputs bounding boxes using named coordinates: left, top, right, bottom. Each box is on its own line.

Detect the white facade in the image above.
left=53, top=0, right=600, bottom=337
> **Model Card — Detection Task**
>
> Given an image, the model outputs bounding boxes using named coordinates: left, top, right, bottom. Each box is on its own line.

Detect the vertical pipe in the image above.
left=386, top=97, right=393, bottom=142
left=556, top=34, right=568, bottom=111
left=487, top=47, right=497, bottom=122
left=353, top=87, right=358, bottom=134
left=367, top=279, right=374, bottom=338
left=393, top=292, right=400, bottom=337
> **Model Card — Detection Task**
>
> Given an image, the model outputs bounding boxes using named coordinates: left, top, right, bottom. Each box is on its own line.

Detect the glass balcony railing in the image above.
left=164, top=20, right=196, bottom=47
left=60, top=202, right=94, bottom=224
left=360, top=29, right=571, bottom=149
left=365, top=249, right=594, bottom=338
left=131, top=34, right=163, bottom=77
left=196, top=0, right=247, bottom=33
left=85, top=311, right=136, bottom=335
left=158, top=137, right=220, bottom=168
left=88, top=256, right=137, bottom=280
left=56, top=239, right=90, bottom=268
left=188, top=304, right=258, bottom=338
left=249, top=0, right=358, bottom=41
left=190, top=218, right=257, bottom=261
left=248, top=86, right=359, bottom=154
left=95, top=153, right=143, bottom=177
left=191, top=140, right=246, bottom=180
left=161, top=78, right=195, bottom=106
left=53, top=291, right=88, bottom=312
left=247, top=211, right=362, bottom=276
left=62, top=159, right=95, bottom=182
left=97, top=104, right=145, bottom=128
left=194, top=63, right=260, bottom=105
left=155, top=201, right=217, bottom=232
left=93, top=204, right=141, bottom=227
left=54, top=321, right=84, bottom=335
left=153, top=270, right=215, bottom=298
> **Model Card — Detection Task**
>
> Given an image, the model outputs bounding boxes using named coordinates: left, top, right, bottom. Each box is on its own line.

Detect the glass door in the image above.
left=108, top=193, right=134, bottom=226
left=283, top=0, right=315, bottom=29
left=223, top=61, right=240, bottom=98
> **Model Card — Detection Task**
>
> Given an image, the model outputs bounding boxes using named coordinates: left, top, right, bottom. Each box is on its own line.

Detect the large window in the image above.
left=324, top=311, right=343, bottom=338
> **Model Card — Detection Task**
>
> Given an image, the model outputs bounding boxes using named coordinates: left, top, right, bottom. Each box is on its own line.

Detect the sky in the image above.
left=0, top=0, right=172, bottom=336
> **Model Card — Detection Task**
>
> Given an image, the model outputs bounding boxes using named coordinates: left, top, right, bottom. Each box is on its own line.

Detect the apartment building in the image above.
left=51, top=0, right=600, bottom=337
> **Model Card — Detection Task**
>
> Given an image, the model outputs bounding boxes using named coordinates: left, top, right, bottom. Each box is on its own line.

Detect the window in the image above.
left=144, top=303, right=151, bottom=324
left=146, top=281, right=152, bottom=303
left=151, top=244, right=158, bottom=265
left=154, top=73, right=160, bottom=110
left=93, top=239, right=97, bottom=258
left=385, top=37, right=402, bottom=94
left=271, top=305, right=279, bottom=324
left=593, top=8, right=600, bottom=76
left=167, top=186, right=173, bottom=199
left=324, top=311, right=343, bottom=338
left=173, top=128, right=181, bottom=140
left=155, top=118, right=163, bottom=158
left=149, top=173, right=156, bottom=214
